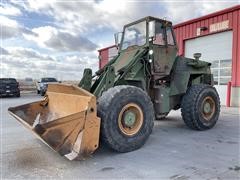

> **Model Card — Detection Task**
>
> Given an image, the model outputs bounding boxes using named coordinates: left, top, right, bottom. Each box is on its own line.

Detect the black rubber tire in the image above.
left=37, top=90, right=40, bottom=94
left=181, top=84, right=220, bottom=130
left=97, top=85, right=154, bottom=152
left=16, top=93, right=20, bottom=97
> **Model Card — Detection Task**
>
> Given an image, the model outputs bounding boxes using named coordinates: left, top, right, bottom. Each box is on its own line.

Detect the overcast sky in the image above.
left=1, top=0, right=239, bottom=80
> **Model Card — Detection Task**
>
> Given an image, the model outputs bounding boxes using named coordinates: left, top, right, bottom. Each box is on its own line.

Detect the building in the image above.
left=98, top=5, right=240, bottom=107
left=174, top=5, right=240, bottom=107
left=98, top=45, right=118, bottom=69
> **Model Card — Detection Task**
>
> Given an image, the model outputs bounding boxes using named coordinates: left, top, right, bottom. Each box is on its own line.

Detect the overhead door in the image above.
left=185, top=31, right=233, bottom=105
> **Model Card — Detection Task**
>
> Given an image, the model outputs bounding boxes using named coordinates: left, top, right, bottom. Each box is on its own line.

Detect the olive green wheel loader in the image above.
left=8, top=16, right=220, bottom=160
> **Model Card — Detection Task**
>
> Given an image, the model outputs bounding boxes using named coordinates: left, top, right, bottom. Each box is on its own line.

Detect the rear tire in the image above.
left=97, top=85, right=154, bottom=152
left=181, top=84, right=220, bottom=130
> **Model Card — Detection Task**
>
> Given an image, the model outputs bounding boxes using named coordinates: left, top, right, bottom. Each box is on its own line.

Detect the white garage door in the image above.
left=185, top=31, right=233, bottom=105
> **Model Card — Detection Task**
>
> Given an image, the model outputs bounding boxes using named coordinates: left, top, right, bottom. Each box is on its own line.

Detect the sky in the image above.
left=0, top=0, right=239, bottom=80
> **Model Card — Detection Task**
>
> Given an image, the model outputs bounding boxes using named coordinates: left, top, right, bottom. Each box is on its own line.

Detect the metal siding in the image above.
left=174, top=6, right=239, bottom=86
left=183, top=26, right=186, bottom=39
left=237, top=10, right=240, bottom=87
left=174, top=5, right=240, bottom=28
left=223, top=13, right=227, bottom=21
left=178, top=27, right=184, bottom=55
left=192, top=22, right=197, bottom=37
left=189, top=23, right=193, bottom=37
left=99, top=49, right=109, bottom=69
left=200, top=20, right=205, bottom=35
left=232, top=10, right=240, bottom=87
left=203, top=19, right=209, bottom=36
left=217, top=14, right=222, bottom=22
left=228, top=12, right=233, bottom=27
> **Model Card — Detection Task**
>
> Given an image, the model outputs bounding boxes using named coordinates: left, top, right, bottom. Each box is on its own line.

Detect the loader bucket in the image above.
left=8, top=84, right=101, bottom=160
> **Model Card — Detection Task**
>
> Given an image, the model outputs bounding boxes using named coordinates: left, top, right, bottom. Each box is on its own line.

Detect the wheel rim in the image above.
left=118, top=103, right=143, bottom=136
left=201, top=96, right=216, bottom=121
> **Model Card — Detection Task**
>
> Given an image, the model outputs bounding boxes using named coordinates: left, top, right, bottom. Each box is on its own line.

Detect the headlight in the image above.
left=40, top=83, right=47, bottom=89
left=149, top=50, right=153, bottom=55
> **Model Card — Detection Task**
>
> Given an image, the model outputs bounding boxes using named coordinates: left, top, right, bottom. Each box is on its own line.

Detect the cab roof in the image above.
left=124, top=16, right=172, bottom=28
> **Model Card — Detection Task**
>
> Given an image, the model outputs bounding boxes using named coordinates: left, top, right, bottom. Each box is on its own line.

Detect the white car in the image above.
left=37, top=77, right=60, bottom=96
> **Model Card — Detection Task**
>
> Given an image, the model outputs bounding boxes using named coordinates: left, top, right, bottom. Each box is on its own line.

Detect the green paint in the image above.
left=203, top=102, right=211, bottom=113
left=124, top=111, right=136, bottom=127
left=79, top=16, right=213, bottom=115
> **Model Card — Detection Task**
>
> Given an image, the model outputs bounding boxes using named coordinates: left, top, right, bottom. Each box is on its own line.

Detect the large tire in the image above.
left=97, top=85, right=154, bottom=152
left=181, top=84, right=220, bottom=130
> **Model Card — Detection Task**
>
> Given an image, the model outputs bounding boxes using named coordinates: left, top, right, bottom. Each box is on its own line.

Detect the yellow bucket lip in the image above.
left=47, top=84, right=95, bottom=97
left=8, top=108, right=57, bottom=152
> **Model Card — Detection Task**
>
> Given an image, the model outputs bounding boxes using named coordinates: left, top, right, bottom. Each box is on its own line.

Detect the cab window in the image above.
left=153, top=22, right=165, bottom=46
left=166, top=26, right=175, bottom=45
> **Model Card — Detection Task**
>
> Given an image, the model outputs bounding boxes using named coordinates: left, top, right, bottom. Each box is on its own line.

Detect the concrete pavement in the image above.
left=1, top=94, right=239, bottom=179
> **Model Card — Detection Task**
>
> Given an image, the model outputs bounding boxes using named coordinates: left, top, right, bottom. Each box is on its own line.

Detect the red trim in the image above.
left=226, top=81, right=232, bottom=107
left=234, top=9, right=240, bottom=87
left=183, top=29, right=232, bottom=42
left=231, top=9, right=239, bottom=87
left=99, top=49, right=109, bottom=69
left=174, top=5, right=240, bottom=28
left=98, top=45, right=117, bottom=52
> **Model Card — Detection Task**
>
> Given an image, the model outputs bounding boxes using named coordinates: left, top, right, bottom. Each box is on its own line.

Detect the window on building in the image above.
left=211, top=59, right=231, bottom=85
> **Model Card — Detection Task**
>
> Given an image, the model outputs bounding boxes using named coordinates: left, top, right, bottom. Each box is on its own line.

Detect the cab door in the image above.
left=152, top=22, right=177, bottom=76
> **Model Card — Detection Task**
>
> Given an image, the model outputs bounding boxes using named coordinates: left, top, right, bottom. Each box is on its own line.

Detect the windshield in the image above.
left=41, top=78, right=57, bottom=83
left=121, top=21, right=146, bottom=50
left=0, top=78, right=17, bottom=84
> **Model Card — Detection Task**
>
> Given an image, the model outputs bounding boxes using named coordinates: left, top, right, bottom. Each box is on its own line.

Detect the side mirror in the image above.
left=114, top=32, right=122, bottom=47
left=149, top=21, right=155, bottom=39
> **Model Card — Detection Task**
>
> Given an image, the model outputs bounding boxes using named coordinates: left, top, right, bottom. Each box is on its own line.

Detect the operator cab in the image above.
left=115, top=16, right=178, bottom=76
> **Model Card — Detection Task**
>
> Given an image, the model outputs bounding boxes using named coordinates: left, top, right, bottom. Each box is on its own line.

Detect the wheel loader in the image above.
left=8, top=16, right=220, bottom=160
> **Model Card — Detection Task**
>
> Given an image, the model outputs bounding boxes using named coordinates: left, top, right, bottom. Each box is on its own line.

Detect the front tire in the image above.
left=181, top=84, right=220, bottom=130
left=97, top=85, right=154, bottom=152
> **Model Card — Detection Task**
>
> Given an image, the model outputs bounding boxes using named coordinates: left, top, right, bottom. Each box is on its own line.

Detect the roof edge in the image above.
left=98, top=45, right=117, bottom=52
left=174, top=5, right=240, bottom=28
